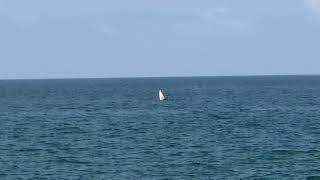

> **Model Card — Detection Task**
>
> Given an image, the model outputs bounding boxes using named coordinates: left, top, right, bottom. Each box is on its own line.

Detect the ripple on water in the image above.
left=1, top=77, right=320, bottom=179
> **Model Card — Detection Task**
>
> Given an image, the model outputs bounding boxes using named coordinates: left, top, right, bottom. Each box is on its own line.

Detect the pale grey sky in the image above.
left=0, top=0, right=320, bottom=79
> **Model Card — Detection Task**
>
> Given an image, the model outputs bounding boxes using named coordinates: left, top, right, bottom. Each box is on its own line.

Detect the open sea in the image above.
left=1, top=76, right=320, bottom=179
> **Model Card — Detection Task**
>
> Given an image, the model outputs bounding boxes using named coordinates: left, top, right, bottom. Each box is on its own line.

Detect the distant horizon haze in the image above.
left=1, top=73, right=320, bottom=81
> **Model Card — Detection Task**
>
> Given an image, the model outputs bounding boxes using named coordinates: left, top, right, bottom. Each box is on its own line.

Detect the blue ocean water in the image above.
left=1, top=76, right=320, bottom=179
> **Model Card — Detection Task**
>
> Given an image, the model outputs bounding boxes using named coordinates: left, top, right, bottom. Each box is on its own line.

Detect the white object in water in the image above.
left=159, top=90, right=166, bottom=101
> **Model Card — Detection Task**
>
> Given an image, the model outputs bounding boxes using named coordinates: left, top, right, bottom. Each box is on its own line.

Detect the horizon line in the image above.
left=1, top=74, right=320, bottom=81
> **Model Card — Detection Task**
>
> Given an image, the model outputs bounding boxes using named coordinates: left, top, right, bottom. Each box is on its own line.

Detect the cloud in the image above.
left=191, top=7, right=249, bottom=32
left=0, top=0, right=248, bottom=35
left=192, top=7, right=227, bottom=18
left=305, top=0, right=320, bottom=14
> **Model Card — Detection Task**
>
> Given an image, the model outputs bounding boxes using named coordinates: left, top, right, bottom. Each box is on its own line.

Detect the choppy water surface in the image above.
left=1, top=76, right=320, bottom=179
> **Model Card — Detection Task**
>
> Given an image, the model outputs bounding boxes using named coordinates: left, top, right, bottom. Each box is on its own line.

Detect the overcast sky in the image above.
left=1, top=0, right=320, bottom=79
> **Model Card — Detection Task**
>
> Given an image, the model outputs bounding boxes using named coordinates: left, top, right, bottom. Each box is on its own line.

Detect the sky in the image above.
left=0, top=0, right=320, bottom=79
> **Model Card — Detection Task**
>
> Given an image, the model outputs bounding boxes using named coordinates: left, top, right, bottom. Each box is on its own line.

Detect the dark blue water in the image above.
left=1, top=76, right=320, bottom=179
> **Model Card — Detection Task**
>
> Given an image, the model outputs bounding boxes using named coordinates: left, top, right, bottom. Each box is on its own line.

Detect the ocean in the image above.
left=1, top=76, right=320, bottom=179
